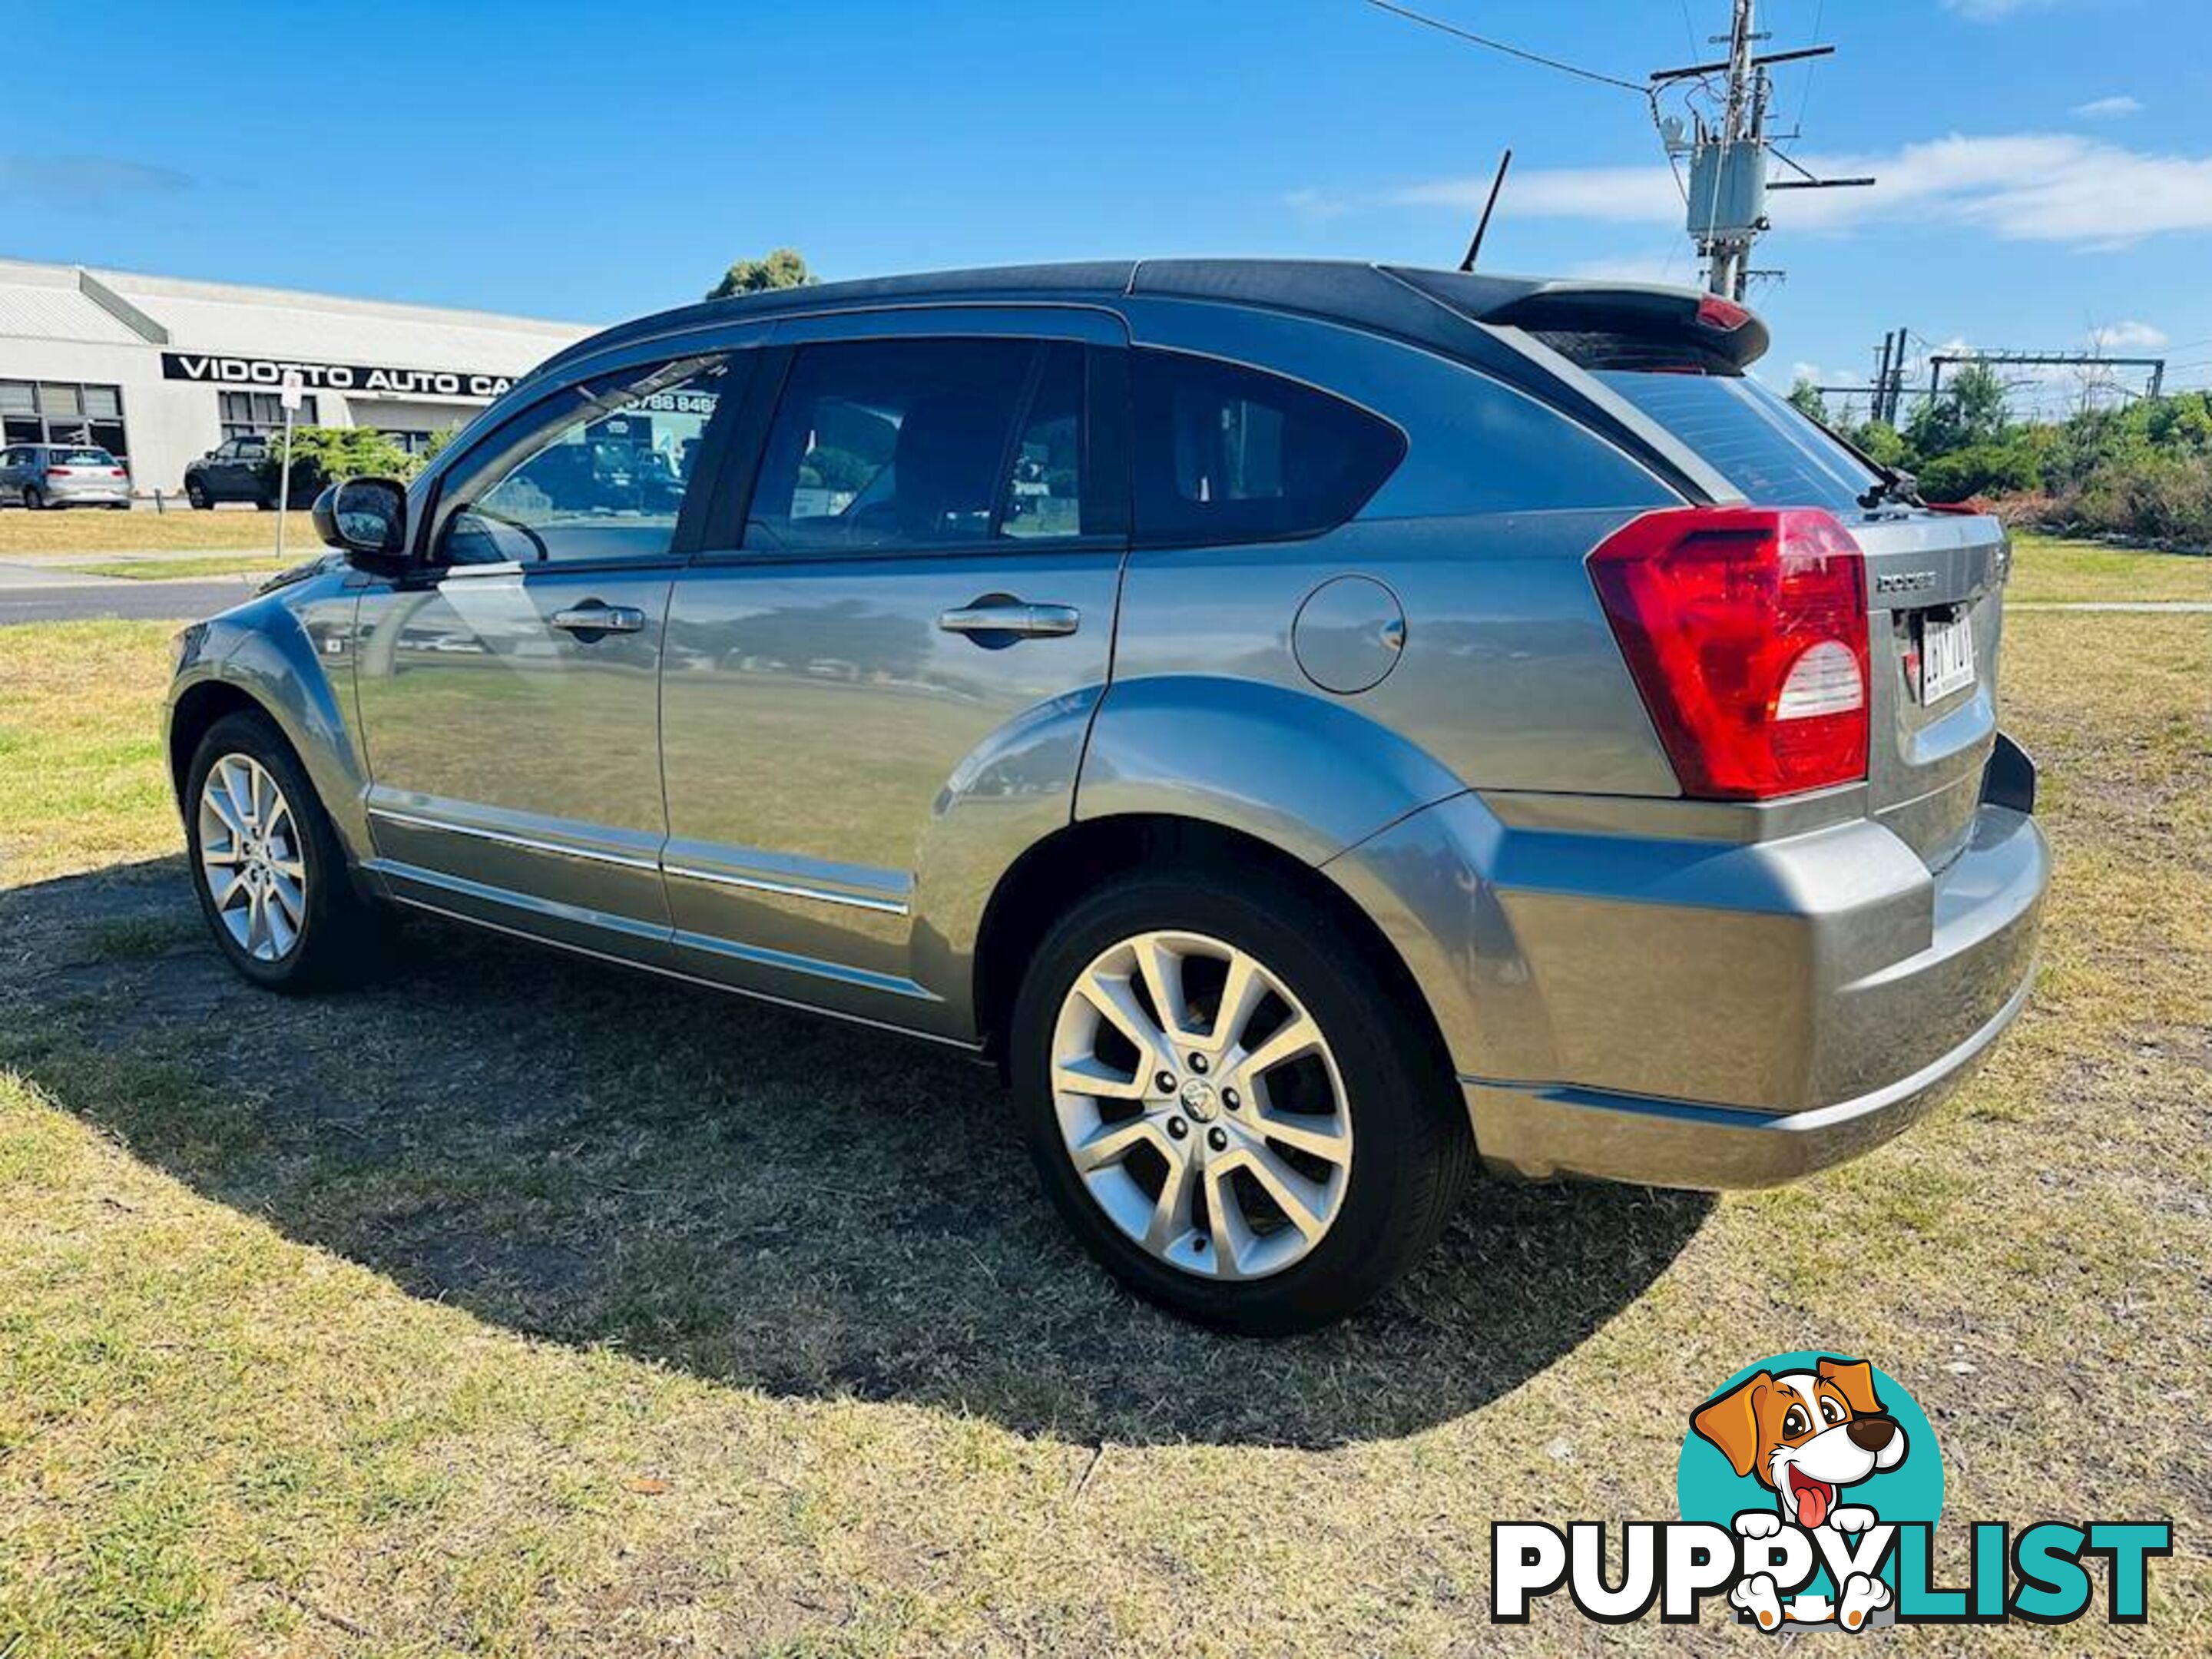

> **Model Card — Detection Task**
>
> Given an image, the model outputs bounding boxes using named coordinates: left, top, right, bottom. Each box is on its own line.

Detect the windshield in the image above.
left=1597, top=371, right=1881, bottom=514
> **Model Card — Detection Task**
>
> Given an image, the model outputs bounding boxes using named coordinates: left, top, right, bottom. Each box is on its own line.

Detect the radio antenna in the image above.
left=1459, top=147, right=1512, bottom=271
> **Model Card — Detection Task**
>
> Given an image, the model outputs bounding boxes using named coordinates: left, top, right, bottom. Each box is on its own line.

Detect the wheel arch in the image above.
left=167, top=679, right=270, bottom=803
left=970, top=812, right=1456, bottom=1093
left=166, top=596, right=375, bottom=866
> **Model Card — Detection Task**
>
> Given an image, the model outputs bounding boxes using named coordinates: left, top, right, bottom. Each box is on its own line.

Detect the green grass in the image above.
left=0, top=613, right=2207, bottom=1653
left=57, top=555, right=301, bottom=582
left=0, top=511, right=319, bottom=558
left=2007, top=528, right=2211, bottom=604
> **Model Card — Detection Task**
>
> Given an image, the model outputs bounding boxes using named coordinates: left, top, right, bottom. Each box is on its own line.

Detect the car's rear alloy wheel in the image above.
left=1012, top=870, right=1471, bottom=1333
left=197, top=752, right=307, bottom=964
left=1051, top=929, right=1352, bottom=1281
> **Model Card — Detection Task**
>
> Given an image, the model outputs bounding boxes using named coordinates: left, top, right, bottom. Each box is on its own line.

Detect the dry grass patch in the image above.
left=0, top=611, right=2205, bottom=1654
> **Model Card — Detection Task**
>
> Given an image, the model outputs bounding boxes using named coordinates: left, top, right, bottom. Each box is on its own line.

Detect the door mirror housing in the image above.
left=313, top=477, right=411, bottom=575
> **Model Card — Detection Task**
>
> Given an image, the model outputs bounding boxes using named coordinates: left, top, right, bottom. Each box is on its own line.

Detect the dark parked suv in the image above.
left=165, top=260, right=2047, bottom=1330
left=184, top=435, right=277, bottom=508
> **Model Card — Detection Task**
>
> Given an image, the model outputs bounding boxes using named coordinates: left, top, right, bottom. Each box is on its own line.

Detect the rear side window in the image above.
left=1596, top=371, right=1879, bottom=513
left=1131, top=349, right=1403, bottom=545
left=746, top=338, right=1088, bottom=552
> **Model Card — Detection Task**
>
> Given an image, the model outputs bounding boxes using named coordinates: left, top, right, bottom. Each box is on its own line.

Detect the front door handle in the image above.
left=550, top=601, right=646, bottom=637
left=936, top=599, right=1081, bottom=639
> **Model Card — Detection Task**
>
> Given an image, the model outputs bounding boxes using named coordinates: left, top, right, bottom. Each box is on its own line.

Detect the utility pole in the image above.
left=1371, top=2, right=1875, bottom=295
left=1709, top=0, right=1758, bottom=300
left=1651, top=2, right=1874, bottom=298
left=1927, top=349, right=2169, bottom=411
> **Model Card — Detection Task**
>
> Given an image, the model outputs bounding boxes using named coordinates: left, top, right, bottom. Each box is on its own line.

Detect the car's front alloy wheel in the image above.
left=1051, top=929, right=1353, bottom=1282
left=184, top=710, right=391, bottom=992
left=197, top=751, right=308, bottom=963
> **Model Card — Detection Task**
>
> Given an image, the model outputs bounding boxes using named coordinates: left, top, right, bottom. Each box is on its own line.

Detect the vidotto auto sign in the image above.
left=160, top=352, right=515, bottom=400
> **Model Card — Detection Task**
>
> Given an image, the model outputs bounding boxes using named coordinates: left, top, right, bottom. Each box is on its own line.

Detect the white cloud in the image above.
left=1395, top=132, right=2212, bottom=248
left=1565, top=252, right=1685, bottom=284
left=1943, top=0, right=2062, bottom=19
left=1282, top=187, right=1348, bottom=222
left=2071, top=95, right=2142, bottom=120
left=2088, top=320, right=2167, bottom=349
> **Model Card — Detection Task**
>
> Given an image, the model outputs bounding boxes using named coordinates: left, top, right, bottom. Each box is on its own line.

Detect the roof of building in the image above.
left=0, top=257, right=594, bottom=373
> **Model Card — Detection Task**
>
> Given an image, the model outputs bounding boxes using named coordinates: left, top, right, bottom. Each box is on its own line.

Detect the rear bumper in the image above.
left=1465, top=969, right=2032, bottom=1188
left=48, top=482, right=131, bottom=505
left=1465, top=797, right=2046, bottom=1189
left=1325, top=740, right=2048, bottom=1192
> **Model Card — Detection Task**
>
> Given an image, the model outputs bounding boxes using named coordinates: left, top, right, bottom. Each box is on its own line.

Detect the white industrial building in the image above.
left=0, top=257, right=594, bottom=500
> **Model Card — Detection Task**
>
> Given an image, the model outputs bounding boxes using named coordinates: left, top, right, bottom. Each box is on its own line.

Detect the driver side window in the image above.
left=439, top=355, right=731, bottom=568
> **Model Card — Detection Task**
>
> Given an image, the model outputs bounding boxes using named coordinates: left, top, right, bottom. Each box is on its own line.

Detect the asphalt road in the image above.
left=0, top=578, right=259, bottom=626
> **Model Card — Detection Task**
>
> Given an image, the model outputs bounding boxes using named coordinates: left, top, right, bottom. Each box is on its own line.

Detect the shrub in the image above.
left=1916, top=442, right=2044, bottom=504
left=257, top=426, right=421, bottom=502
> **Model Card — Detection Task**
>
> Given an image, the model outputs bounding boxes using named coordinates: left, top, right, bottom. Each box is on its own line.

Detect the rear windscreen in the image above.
left=54, top=448, right=113, bottom=465
left=1597, top=371, right=1879, bottom=513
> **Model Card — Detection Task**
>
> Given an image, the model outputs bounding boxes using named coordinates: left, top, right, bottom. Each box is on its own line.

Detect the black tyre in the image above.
left=186, top=479, right=210, bottom=509
left=1009, top=868, right=1472, bottom=1333
left=184, top=710, right=391, bottom=992
left=23, top=487, right=44, bottom=511
left=255, top=497, right=276, bottom=512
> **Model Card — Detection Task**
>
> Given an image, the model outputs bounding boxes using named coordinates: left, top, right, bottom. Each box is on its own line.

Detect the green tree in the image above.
left=1786, top=376, right=1830, bottom=425
left=707, top=248, right=816, bottom=300
left=1853, top=419, right=1907, bottom=470
left=1906, top=361, right=2011, bottom=462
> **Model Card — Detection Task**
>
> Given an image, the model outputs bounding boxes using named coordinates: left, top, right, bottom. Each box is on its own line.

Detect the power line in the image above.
left=1363, top=2, right=1647, bottom=94
left=1793, top=0, right=1828, bottom=131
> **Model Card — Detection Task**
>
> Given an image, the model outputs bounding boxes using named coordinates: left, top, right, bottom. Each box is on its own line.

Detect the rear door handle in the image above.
left=936, top=599, right=1081, bottom=639
left=550, top=601, right=646, bottom=636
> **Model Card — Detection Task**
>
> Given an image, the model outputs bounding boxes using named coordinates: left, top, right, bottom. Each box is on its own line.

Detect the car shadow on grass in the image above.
left=2, top=858, right=1714, bottom=1449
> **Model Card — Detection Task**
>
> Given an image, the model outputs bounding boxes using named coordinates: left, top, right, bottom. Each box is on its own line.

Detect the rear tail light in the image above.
left=1588, top=507, right=1869, bottom=800
left=45, top=466, right=71, bottom=478
left=1697, top=293, right=1753, bottom=332
left=110, top=468, right=126, bottom=478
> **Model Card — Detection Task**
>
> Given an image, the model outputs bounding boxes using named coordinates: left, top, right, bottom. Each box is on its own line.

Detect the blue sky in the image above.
left=10, top=0, right=2210, bottom=416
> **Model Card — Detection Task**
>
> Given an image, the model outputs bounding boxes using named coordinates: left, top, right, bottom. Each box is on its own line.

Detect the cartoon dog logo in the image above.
left=1691, top=1356, right=1908, bottom=1630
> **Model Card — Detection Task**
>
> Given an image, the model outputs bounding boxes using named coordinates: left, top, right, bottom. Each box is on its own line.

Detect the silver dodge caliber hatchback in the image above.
left=167, top=261, right=2048, bottom=1331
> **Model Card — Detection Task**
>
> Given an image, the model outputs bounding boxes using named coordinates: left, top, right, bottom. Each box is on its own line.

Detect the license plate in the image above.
left=1919, top=611, right=1976, bottom=704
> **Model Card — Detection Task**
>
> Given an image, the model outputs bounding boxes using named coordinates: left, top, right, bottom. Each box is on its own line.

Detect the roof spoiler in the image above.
left=1385, top=269, right=1770, bottom=373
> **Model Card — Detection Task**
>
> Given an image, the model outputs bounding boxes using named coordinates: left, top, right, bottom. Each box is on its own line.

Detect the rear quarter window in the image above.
left=1132, top=349, right=1404, bottom=545
left=1597, top=370, right=1879, bottom=513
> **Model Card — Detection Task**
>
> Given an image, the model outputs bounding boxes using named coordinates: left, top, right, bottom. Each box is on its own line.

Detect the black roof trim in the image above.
left=536, top=258, right=1763, bottom=375
left=527, top=259, right=1750, bottom=502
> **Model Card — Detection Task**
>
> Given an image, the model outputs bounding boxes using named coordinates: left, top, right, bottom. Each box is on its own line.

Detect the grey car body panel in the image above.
left=353, top=565, right=681, bottom=963
left=652, top=302, right=1128, bottom=1037
left=165, top=572, right=371, bottom=856
left=164, top=259, right=2048, bottom=1193
left=1853, top=512, right=2013, bottom=867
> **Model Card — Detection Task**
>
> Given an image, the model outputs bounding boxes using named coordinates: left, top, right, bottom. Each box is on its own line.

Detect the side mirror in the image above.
left=313, top=477, right=410, bottom=575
